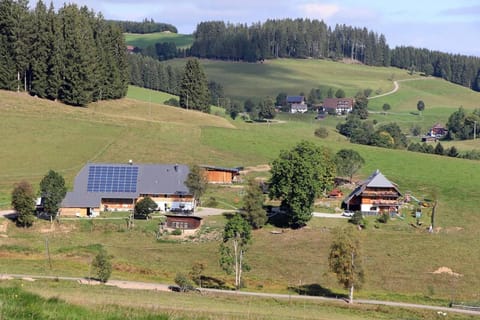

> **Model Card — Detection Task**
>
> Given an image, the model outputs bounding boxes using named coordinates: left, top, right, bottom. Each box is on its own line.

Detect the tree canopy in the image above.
left=39, top=170, right=67, bottom=219
left=134, top=197, right=157, bottom=218
left=179, top=59, right=210, bottom=113
left=269, top=141, right=335, bottom=228
left=335, top=149, right=365, bottom=183
left=219, top=214, right=252, bottom=289
left=0, top=1, right=128, bottom=106
left=11, top=181, right=36, bottom=227
left=328, top=227, right=364, bottom=303
left=240, top=178, right=267, bottom=229
left=185, top=165, right=208, bottom=206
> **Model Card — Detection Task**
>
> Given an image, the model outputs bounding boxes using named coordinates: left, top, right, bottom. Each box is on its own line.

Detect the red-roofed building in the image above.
left=323, top=98, right=354, bottom=115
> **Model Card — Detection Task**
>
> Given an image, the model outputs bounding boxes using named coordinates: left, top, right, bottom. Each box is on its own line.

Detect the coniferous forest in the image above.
left=0, top=0, right=129, bottom=106
left=188, top=20, right=480, bottom=92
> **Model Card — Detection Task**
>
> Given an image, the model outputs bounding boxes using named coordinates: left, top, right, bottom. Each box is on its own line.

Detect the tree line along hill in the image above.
left=0, top=0, right=128, bottom=106
left=131, top=19, right=480, bottom=94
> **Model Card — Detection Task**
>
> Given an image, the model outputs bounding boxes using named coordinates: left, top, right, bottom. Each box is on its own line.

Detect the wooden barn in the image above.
left=165, top=214, right=203, bottom=230
left=201, top=165, right=241, bottom=184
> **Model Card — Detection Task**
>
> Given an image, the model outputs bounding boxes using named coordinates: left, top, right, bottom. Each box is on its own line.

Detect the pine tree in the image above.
left=179, top=59, right=210, bottom=113
left=58, top=4, right=96, bottom=106
left=30, top=0, right=49, bottom=98
left=45, top=2, right=62, bottom=100
left=0, top=0, right=21, bottom=90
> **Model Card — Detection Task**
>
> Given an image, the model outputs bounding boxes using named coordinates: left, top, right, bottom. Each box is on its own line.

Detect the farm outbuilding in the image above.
left=165, top=214, right=203, bottom=230
left=201, top=165, right=241, bottom=184
left=60, top=163, right=194, bottom=217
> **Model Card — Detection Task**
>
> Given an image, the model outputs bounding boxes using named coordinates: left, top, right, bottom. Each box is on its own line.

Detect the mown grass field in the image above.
left=1, top=58, right=480, bottom=318
left=3, top=281, right=473, bottom=320
left=124, top=32, right=194, bottom=49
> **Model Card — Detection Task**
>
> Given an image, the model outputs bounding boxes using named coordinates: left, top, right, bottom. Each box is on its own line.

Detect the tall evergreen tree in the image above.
left=30, top=0, right=49, bottom=98
left=57, top=4, right=96, bottom=106
left=44, top=2, right=62, bottom=100
left=179, top=58, right=210, bottom=113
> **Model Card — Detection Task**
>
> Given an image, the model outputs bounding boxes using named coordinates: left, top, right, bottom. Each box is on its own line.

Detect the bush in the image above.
left=349, top=212, right=363, bottom=225
left=164, top=98, right=179, bottom=107
left=171, top=228, right=182, bottom=235
left=91, top=249, right=112, bottom=283
left=377, top=212, right=390, bottom=224
left=314, top=127, right=329, bottom=138
left=174, top=272, right=195, bottom=292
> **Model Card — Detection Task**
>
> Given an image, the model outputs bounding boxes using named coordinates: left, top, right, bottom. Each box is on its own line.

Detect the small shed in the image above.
left=165, top=214, right=203, bottom=230
left=201, top=165, right=241, bottom=184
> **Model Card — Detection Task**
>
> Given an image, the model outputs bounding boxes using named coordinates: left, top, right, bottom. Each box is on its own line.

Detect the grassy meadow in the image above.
left=3, top=281, right=472, bottom=320
left=124, top=32, right=194, bottom=49
left=1, top=57, right=480, bottom=318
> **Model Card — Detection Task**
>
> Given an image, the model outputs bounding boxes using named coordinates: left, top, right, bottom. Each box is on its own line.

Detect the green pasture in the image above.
left=2, top=56, right=480, bottom=315
left=124, top=32, right=194, bottom=49
left=3, top=282, right=470, bottom=320
left=164, top=58, right=415, bottom=102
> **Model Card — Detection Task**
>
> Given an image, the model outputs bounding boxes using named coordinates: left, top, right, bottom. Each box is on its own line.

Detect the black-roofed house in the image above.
left=342, top=170, right=401, bottom=215
left=60, top=163, right=194, bottom=217
left=287, top=95, right=308, bottom=114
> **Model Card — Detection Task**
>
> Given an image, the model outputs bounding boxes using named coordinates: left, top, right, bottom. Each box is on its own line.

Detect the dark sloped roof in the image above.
left=343, top=170, right=400, bottom=204
left=286, top=96, right=304, bottom=103
left=61, top=163, right=191, bottom=208
left=200, top=165, right=241, bottom=173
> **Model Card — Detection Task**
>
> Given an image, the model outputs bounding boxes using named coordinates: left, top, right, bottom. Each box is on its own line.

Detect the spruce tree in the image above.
left=58, top=4, right=96, bottom=106
left=179, top=59, right=210, bottom=113
left=30, top=0, right=49, bottom=98
left=45, top=2, right=62, bottom=100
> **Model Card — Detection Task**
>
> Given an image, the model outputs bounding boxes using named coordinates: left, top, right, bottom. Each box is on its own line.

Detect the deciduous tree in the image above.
left=328, top=227, right=364, bottom=303
left=240, top=178, right=266, bottom=229
left=11, top=181, right=36, bottom=227
left=417, top=100, right=425, bottom=115
left=269, top=141, right=335, bottom=228
left=39, top=170, right=67, bottom=219
left=335, top=149, right=365, bottom=183
left=185, top=165, right=208, bottom=207
left=219, top=214, right=251, bottom=289
left=134, top=197, right=157, bottom=218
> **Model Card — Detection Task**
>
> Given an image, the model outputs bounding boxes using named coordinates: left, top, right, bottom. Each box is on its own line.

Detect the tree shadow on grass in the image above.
left=288, top=283, right=347, bottom=299
left=266, top=209, right=290, bottom=228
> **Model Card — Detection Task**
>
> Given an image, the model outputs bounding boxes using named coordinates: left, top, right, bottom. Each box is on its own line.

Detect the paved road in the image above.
left=1, top=273, right=479, bottom=316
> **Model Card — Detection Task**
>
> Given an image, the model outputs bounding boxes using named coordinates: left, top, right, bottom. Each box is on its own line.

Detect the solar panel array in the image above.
left=87, top=165, right=139, bottom=193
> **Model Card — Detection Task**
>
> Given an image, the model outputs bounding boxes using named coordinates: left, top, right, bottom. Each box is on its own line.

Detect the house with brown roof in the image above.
left=343, top=170, right=401, bottom=214
left=323, top=98, right=354, bottom=115
left=429, top=123, right=448, bottom=137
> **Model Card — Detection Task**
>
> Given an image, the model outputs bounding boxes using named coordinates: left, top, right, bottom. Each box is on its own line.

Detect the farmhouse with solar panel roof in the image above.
left=60, top=162, right=194, bottom=217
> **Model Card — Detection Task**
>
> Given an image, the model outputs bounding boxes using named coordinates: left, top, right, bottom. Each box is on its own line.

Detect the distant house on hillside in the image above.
left=200, top=165, right=241, bottom=184
left=287, top=95, right=307, bottom=113
left=322, top=98, right=354, bottom=115
left=60, top=162, right=194, bottom=217
left=343, top=170, right=401, bottom=215
left=429, top=123, right=448, bottom=137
